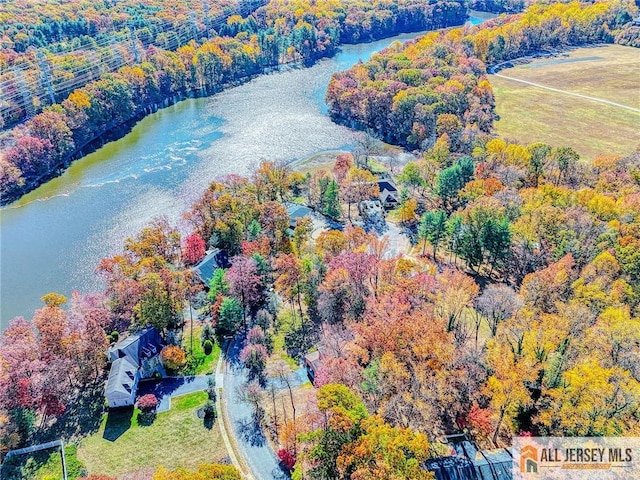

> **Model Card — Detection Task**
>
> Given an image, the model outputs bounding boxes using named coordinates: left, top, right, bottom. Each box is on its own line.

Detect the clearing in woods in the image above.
left=490, top=45, right=640, bottom=160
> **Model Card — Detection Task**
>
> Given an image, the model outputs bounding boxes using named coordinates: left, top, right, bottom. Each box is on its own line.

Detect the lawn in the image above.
left=1, top=445, right=85, bottom=480
left=77, top=392, right=228, bottom=477
left=490, top=45, right=640, bottom=160
left=183, top=324, right=221, bottom=375
left=271, top=310, right=303, bottom=370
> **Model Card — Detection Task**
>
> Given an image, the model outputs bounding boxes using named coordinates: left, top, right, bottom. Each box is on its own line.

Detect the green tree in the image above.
left=435, top=157, right=474, bottom=213
left=302, top=384, right=369, bottom=480
left=247, top=219, right=262, bottom=240
left=208, top=268, right=228, bottom=300
left=217, top=297, right=243, bottom=334
left=481, top=217, right=511, bottom=275
left=323, top=180, right=341, bottom=219
left=418, top=210, right=448, bottom=258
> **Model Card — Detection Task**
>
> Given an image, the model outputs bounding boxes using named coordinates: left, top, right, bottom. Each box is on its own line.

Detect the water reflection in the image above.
left=0, top=19, right=489, bottom=326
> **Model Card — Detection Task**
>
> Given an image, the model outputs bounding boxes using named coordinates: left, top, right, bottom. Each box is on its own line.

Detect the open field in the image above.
left=77, top=392, right=228, bottom=477
left=490, top=45, right=640, bottom=159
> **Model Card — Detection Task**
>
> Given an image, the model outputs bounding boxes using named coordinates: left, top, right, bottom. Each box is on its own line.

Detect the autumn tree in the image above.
left=475, top=284, right=521, bottom=337
left=160, top=345, right=187, bottom=372
left=226, top=256, right=263, bottom=331
left=336, top=415, right=434, bottom=480
left=183, top=233, right=206, bottom=266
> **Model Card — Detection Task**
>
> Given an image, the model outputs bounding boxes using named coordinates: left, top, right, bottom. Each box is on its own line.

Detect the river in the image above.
left=0, top=14, right=488, bottom=328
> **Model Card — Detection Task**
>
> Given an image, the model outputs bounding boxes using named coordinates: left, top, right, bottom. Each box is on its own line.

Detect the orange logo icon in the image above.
left=520, top=445, right=538, bottom=474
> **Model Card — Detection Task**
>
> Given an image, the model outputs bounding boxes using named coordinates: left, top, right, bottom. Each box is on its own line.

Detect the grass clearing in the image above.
left=77, top=392, right=227, bottom=477
left=271, top=310, right=301, bottom=370
left=2, top=445, right=85, bottom=480
left=490, top=45, right=640, bottom=160
left=183, top=324, right=221, bottom=375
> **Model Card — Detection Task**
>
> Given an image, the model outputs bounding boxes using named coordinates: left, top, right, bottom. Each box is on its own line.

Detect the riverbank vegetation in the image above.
left=0, top=0, right=467, bottom=205
left=326, top=0, right=637, bottom=154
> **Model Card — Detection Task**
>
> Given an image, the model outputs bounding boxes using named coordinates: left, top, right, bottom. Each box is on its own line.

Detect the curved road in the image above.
left=218, top=338, right=289, bottom=480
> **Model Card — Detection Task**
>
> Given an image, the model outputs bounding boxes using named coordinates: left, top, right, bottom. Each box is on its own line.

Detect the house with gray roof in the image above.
left=377, top=179, right=399, bottom=209
left=105, top=327, right=165, bottom=408
left=192, top=248, right=229, bottom=286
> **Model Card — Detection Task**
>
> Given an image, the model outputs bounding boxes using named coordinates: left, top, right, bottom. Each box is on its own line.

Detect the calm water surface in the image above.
left=0, top=16, right=487, bottom=327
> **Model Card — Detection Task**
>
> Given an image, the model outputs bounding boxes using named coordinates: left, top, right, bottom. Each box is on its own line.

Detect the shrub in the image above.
left=183, top=351, right=205, bottom=375
left=201, top=323, right=215, bottom=344
left=203, top=400, right=217, bottom=419
left=160, top=345, right=187, bottom=372
left=203, top=339, right=214, bottom=355
left=136, top=394, right=158, bottom=413
left=109, top=331, right=119, bottom=343
left=206, top=376, right=217, bottom=401
left=277, top=449, right=296, bottom=471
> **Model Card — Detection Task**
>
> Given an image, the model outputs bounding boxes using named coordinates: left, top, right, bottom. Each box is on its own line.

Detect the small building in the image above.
left=377, top=179, right=399, bottom=209
left=286, top=203, right=314, bottom=230
left=303, top=350, right=321, bottom=383
left=423, top=441, right=513, bottom=480
left=105, top=327, right=165, bottom=408
left=192, top=248, right=229, bottom=285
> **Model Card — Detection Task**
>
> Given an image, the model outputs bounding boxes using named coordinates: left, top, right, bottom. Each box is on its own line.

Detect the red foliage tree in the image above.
left=227, top=256, right=263, bottom=330
left=277, top=448, right=297, bottom=471
left=136, top=394, right=159, bottom=413
left=183, top=233, right=206, bottom=266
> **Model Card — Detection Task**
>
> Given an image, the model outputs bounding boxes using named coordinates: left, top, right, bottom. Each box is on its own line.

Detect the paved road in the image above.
left=223, top=337, right=290, bottom=480
left=138, top=375, right=211, bottom=413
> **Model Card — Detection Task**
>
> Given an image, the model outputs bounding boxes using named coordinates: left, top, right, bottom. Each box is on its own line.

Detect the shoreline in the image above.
left=1, top=14, right=484, bottom=207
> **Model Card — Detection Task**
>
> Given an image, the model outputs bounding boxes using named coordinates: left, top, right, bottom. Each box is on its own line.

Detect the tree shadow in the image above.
left=204, top=416, right=215, bottom=430
left=236, top=417, right=266, bottom=447
left=136, top=411, right=157, bottom=426
left=102, top=407, right=133, bottom=442
left=34, top=383, right=105, bottom=444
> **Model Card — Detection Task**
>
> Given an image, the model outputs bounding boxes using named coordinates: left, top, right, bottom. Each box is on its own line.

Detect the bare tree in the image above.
left=270, top=360, right=296, bottom=423
left=475, top=284, right=522, bottom=337
left=353, top=131, right=381, bottom=170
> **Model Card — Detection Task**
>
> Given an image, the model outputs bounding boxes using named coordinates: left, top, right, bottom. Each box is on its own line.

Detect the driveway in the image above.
left=223, top=337, right=289, bottom=480
left=138, top=375, right=212, bottom=413
left=383, top=221, right=411, bottom=258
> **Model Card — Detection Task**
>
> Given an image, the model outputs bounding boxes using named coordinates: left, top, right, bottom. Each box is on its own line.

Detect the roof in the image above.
left=287, top=204, right=314, bottom=223
left=303, top=350, right=321, bottom=374
left=193, top=248, right=228, bottom=285
left=360, top=200, right=383, bottom=214
left=379, top=190, right=399, bottom=204
left=105, top=327, right=164, bottom=405
left=377, top=181, right=398, bottom=193
left=424, top=442, right=513, bottom=480
left=105, top=357, right=138, bottom=401
left=107, top=327, right=164, bottom=366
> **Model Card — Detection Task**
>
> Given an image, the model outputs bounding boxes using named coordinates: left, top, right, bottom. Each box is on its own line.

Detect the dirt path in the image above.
left=493, top=72, right=640, bottom=113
